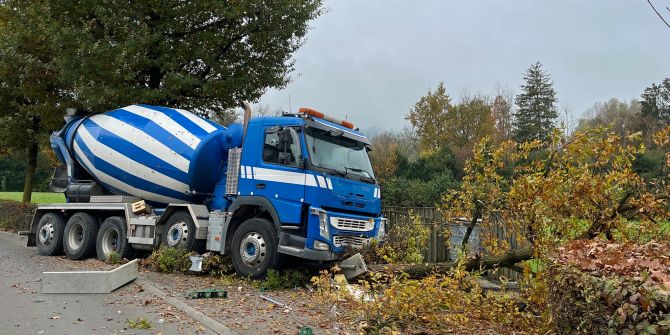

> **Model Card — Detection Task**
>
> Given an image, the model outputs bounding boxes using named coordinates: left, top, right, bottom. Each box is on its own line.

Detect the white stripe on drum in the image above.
left=73, top=141, right=186, bottom=204
left=78, top=126, right=190, bottom=193
left=89, top=114, right=190, bottom=173
left=174, top=108, right=218, bottom=133
left=122, top=105, right=201, bottom=150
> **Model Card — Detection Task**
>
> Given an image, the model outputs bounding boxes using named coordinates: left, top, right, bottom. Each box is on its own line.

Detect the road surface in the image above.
left=0, top=231, right=211, bottom=335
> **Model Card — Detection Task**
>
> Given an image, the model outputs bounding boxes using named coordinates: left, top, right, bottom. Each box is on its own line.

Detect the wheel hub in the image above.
left=239, top=232, right=266, bottom=266
left=38, top=223, right=54, bottom=245
left=67, top=223, right=84, bottom=250
left=166, top=220, right=188, bottom=247
left=101, top=228, right=119, bottom=255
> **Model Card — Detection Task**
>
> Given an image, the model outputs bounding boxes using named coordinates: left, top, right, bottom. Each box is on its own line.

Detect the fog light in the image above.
left=314, top=240, right=330, bottom=251
left=376, top=218, right=388, bottom=241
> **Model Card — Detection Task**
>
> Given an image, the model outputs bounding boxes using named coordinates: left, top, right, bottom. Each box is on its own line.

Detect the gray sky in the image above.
left=257, top=0, right=670, bottom=132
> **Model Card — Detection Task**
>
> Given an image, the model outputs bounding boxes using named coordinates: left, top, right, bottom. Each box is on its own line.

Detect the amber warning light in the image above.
left=299, top=107, right=354, bottom=129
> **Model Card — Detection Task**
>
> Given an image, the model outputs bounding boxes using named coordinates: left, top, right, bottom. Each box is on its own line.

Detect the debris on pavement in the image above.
left=259, top=294, right=293, bottom=311
left=187, top=288, right=227, bottom=299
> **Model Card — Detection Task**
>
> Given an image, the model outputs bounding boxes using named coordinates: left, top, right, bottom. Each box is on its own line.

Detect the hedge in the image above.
left=0, top=200, right=36, bottom=232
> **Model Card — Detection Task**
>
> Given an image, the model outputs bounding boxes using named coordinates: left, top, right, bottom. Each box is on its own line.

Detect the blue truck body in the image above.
left=32, top=104, right=384, bottom=277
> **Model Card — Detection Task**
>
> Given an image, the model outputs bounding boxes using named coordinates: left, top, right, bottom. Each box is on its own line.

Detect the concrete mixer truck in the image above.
left=26, top=104, right=385, bottom=278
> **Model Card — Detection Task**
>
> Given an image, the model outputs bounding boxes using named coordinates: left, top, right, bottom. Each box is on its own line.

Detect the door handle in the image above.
left=256, top=183, right=266, bottom=189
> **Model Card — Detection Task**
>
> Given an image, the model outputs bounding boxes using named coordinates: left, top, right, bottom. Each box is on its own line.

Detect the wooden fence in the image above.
left=382, top=206, right=524, bottom=280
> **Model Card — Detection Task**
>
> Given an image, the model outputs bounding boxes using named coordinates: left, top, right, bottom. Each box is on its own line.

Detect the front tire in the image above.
left=36, top=213, right=65, bottom=256
left=96, top=216, right=135, bottom=261
left=231, top=218, right=279, bottom=279
left=63, top=212, right=99, bottom=260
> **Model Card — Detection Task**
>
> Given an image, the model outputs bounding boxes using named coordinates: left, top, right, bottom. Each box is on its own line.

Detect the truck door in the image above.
left=252, top=126, right=306, bottom=225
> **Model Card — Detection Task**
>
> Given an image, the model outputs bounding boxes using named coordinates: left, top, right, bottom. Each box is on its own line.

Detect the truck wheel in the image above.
left=162, top=211, right=203, bottom=251
left=231, top=218, right=279, bottom=279
left=36, top=213, right=65, bottom=256
left=96, top=216, right=135, bottom=261
left=63, top=212, right=99, bottom=260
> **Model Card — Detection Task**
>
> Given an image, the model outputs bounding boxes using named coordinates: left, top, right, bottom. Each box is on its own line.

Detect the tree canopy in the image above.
left=0, top=0, right=322, bottom=201
left=47, top=0, right=323, bottom=114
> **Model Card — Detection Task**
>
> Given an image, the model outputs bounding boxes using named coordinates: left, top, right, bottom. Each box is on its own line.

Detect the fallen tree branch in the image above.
left=368, top=248, right=533, bottom=279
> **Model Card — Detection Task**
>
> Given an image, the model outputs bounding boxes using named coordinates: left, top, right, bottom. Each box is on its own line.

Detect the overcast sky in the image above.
left=257, top=0, right=670, bottom=133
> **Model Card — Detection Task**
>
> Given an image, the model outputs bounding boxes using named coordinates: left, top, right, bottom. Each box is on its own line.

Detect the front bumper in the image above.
left=306, top=207, right=385, bottom=254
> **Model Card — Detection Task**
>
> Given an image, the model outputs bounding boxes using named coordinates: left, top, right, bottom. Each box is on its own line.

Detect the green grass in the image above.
left=0, top=192, right=65, bottom=203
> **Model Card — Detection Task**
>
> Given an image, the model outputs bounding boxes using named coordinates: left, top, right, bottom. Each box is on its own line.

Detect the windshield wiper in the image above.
left=321, top=167, right=346, bottom=177
left=345, top=166, right=377, bottom=184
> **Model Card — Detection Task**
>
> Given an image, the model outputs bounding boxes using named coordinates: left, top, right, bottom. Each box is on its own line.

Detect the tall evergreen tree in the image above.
left=513, top=62, right=558, bottom=142
left=641, top=78, right=670, bottom=128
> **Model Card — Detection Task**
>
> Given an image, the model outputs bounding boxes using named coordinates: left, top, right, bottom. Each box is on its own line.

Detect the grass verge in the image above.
left=0, top=192, right=65, bottom=203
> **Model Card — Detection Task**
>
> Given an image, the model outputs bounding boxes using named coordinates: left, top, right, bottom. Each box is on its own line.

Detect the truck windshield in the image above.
left=305, top=127, right=376, bottom=184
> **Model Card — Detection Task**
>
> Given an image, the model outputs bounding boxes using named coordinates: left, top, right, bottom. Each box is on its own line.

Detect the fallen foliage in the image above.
left=556, top=240, right=670, bottom=291
left=313, top=264, right=549, bottom=334
left=548, top=240, right=670, bottom=334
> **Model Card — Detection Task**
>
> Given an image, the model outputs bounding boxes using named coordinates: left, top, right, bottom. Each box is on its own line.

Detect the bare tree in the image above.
left=647, top=0, right=670, bottom=29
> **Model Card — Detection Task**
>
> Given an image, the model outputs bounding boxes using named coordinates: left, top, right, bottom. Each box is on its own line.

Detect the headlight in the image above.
left=376, top=217, right=388, bottom=241
left=310, top=207, right=329, bottom=239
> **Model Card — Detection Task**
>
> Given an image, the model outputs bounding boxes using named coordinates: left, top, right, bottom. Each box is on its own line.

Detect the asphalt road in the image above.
left=0, top=231, right=211, bottom=335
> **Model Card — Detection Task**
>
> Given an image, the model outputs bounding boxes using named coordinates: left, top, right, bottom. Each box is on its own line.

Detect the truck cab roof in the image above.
left=246, top=115, right=370, bottom=145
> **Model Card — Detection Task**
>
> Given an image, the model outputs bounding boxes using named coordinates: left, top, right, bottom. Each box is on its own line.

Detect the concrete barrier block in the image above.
left=41, top=259, right=138, bottom=294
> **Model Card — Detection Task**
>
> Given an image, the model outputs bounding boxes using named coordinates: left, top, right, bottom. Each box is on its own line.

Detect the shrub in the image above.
left=0, top=200, right=36, bottom=232
left=143, top=246, right=193, bottom=273
left=200, top=253, right=235, bottom=276
left=262, top=269, right=309, bottom=290
left=374, top=211, right=429, bottom=264
left=143, top=247, right=235, bottom=275
left=105, top=251, right=123, bottom=265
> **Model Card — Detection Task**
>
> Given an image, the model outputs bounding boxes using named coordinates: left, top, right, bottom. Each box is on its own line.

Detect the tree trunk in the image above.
left=21, top=138, right=38, bottom=203
left=368, top=248, right=533, bottom=279
left=21, top=116, right=40, bottom=204
left=461, top=202, right=481, bottom=250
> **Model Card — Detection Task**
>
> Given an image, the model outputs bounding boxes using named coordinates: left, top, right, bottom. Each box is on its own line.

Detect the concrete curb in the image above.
left=137, top=277, right=238, bottom=335
left=42, top=259, right=139, bottom=294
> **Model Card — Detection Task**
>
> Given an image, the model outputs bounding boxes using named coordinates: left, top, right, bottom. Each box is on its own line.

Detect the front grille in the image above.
left=333, top=235, right=370, bottom=248
left=330, top=217, right=373, bottom=232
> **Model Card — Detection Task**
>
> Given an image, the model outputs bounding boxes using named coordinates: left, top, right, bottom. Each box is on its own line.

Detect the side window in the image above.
left=263, top=127, right=301, bottom=167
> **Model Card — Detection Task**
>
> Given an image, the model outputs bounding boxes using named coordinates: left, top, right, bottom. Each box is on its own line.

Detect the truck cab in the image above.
left=227, top=111, right=384, bottom=264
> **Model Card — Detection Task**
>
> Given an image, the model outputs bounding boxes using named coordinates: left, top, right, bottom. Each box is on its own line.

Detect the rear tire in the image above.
left=63, top=212, right=99, bottom=260
left=36, top=213, right=65, bottom=256
left=96, top=216, right=135, bottom=261
left=231, top=218, right=279, bottom=279
left=161, top=211, right=203, bottom=251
